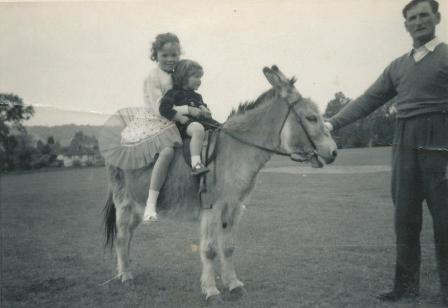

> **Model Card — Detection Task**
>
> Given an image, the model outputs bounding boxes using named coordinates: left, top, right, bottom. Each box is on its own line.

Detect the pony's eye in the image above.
left=306, top=115, right=318, bottom=122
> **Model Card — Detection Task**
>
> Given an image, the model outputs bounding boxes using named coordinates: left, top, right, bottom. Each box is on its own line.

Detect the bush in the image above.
left=72, top=159, right=82, bottom=168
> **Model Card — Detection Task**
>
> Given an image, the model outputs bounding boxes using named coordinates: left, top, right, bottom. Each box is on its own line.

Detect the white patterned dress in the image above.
left=99, top=67, right=182, bottom=169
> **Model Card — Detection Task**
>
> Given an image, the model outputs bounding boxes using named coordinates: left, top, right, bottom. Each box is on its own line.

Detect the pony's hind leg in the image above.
left=115, top=204, right=138, bottom=283
left=218, top=204, right=244, bottom=293
left=200, top=208, right=221, bottom=299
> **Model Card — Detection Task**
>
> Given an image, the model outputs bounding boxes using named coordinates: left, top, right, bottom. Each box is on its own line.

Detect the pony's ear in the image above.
left=270, top=65, right=290, bottom=83
left=263, top=67, right=282, bottom=88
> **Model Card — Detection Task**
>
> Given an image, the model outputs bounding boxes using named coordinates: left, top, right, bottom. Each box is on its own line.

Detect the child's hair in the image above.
left=172, top=60, right=203, bottom=87
left=150, top=33, right=180, bottom=62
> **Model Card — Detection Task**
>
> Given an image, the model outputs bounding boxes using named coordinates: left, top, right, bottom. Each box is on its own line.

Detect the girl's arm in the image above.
left=159, top=91, right=178, bottom=120
left=143, top=75, right=164, bottom=114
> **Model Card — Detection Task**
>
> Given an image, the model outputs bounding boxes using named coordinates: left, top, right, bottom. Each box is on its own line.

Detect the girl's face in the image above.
left=185, top=72, right=202, bottom=91
left=156, top=42, right=180, bottom=72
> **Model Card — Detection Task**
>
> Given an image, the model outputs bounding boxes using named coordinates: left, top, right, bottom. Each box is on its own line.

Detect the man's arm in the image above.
left=329, top=64, right=397, bottom=131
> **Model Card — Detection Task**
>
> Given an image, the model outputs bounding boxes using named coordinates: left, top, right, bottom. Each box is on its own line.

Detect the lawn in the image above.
left=1, top=147, right=442, bottom=307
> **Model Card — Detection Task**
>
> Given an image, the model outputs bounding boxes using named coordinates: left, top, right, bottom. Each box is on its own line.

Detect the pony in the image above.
left=103, top=65, right=337, bottom=300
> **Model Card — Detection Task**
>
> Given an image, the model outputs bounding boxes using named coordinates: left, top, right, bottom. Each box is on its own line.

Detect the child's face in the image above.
left=185, top=72, right=202, bottom=91
left=156, top=42, right=180, bottom=72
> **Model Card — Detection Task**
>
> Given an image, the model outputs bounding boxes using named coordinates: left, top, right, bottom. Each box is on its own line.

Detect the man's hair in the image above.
left=402, top=0, right=439, bottom=18
left=172, top=60, right=203, bottom=88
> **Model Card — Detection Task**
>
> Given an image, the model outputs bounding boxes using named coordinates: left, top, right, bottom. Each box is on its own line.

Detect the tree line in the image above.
left=1, top=92, right=395, bottom=172
left=0, top=94, right=103, bottom=172
left=323, top=92, right=395, bottom=148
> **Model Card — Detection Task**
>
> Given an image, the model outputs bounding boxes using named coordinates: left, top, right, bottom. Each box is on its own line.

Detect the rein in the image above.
left=208, top=97, right=318, bottom=162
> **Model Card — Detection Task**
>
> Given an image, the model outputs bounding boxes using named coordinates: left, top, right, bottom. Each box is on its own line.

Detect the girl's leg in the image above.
left=143, top=147, right=174, bottom=222
left=186, top=122, right=208, bottom=175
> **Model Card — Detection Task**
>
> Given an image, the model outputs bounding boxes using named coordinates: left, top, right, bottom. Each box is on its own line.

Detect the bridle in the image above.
left=211, top=96, right=319, bottom=162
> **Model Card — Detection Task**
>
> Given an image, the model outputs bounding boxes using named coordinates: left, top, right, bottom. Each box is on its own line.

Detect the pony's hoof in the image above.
left=202, top=286, right=221, bottom=301
left=229, top=285, right=246, bottom=300
left=228, top=279, right=244, bottom=291
left=203, top=293, right=223, bottom=306
left=121, top=272, right=134, bottom=285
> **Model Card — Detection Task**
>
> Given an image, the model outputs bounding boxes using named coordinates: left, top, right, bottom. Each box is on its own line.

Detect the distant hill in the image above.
left=25, top=105, right=112, bottom=127
left=26, top=125, right=102, bottom=146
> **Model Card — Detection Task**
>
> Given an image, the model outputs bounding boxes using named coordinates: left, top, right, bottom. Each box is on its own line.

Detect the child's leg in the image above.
left=186, top=122, right=209, bottom=175
left=143, top=147, right=174, bottom=222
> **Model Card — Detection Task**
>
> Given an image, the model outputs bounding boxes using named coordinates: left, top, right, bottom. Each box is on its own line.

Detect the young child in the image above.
left=99, top=33, right=186, bottom=223
left=159, top=59, right=219, bottom=175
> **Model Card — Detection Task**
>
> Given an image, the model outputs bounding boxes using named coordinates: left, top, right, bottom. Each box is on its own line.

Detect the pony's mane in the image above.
left=227, top=77, right=297, bottom=120
left=227, top=89, right=275, bottom=120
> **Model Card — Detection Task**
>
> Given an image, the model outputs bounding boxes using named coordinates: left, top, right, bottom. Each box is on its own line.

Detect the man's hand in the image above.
left=324, top=121, right=334, bottom=132
left=174, top=113, right=190, bottom=124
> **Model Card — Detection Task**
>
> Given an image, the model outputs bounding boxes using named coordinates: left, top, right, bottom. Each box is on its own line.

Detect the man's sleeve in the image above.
left=159, top=90, right=178, bottom=120
left=329, top=63, right=397, bottom=130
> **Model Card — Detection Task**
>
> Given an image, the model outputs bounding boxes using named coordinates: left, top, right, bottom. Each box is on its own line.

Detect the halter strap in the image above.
left=209, top=97, right=318, bottom=162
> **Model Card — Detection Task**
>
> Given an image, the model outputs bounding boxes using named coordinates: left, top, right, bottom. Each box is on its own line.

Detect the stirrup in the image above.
left=191, top=162, right=209, bottom=176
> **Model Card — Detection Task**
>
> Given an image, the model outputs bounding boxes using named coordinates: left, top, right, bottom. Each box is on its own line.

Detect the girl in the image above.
left=159, top=59, right=219, bottom=175
left=99, top=33, right=186, bottom=223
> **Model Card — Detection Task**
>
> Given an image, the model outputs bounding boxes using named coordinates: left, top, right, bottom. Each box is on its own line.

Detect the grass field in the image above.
left=1, top=147, right=443, bottom=307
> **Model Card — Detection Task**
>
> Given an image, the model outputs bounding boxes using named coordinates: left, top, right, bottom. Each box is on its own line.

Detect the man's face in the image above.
left=404, top=1, right=441, bottom=46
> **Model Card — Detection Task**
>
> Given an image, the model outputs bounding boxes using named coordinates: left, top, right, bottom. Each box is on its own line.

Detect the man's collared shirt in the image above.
left=410, top=37, right=441, bottom=62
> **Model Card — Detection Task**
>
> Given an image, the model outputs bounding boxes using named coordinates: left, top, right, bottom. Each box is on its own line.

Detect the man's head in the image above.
left=403, top=0, right=441, bottom=47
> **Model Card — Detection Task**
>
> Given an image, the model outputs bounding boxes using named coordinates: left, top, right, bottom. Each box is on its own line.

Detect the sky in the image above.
left=1, top=0, right=447, bottom=126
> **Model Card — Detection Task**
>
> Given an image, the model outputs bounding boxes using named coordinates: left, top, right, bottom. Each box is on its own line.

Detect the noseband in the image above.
left=217, top=97, right=319, bottom=162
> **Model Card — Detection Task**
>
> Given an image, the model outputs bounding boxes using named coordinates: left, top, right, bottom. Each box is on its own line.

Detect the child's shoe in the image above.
left=191, top=162, right=209, bottom=176
left=143, top=204, right=158, bottom=223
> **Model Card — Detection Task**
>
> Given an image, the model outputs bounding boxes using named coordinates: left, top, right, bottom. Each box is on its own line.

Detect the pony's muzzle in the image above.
left=325, top=150, right=337, bottom=164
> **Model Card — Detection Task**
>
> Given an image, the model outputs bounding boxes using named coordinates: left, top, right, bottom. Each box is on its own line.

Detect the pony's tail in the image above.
left=103, top=189, right=116, bottom=250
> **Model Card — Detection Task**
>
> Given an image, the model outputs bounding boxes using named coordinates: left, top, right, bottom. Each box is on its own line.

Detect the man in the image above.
left=326, top=0, right=448, bottom=305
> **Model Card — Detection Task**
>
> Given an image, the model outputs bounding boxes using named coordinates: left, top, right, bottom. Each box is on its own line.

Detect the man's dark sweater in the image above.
left=330, top=43, right=448, bottom=130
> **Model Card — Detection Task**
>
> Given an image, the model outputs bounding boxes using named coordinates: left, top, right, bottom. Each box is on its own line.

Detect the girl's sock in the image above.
left=144, top=190, right=159, bottom=222
left=191, top=155, right=201, bottom=167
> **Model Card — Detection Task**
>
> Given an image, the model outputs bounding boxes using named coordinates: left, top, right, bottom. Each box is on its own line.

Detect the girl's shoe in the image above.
left=191, top=162, right=209, bottom=176
left=143, top=206, right=158, bottom=223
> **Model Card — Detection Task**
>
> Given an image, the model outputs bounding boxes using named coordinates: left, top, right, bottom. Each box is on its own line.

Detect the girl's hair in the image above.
left=172, top=60, right=203, bottom=87
left=150, top=33, right=180, bottom=62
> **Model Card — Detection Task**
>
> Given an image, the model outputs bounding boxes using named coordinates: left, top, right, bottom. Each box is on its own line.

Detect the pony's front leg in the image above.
left=219, top=204, right=244, bottom=293
left=200, top=209, right=221, bottom=300
left=115, top=205, right=138, bottom=283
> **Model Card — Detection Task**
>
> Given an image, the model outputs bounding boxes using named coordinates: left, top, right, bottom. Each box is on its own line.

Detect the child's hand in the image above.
left=199, top=105, right=210, bottom=112
left=188, top=106, right=203, bottom=118
left=201, top=110, right=212, bottom=119
left=199, top=106, right=212, bottom=119
left=174, top=114, right=190, bottom=124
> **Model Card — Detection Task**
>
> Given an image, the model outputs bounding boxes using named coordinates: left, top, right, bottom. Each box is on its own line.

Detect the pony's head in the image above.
left=263, top=65, right=337, bottom=167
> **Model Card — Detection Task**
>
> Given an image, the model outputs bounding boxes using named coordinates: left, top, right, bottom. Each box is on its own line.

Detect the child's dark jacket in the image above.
left=159, top=86, right=220, bottom=137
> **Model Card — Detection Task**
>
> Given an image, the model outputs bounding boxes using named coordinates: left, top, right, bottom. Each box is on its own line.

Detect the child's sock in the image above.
left=144, top=190, right=159, bottom=222
left=191, top=155, right=201, bottom=168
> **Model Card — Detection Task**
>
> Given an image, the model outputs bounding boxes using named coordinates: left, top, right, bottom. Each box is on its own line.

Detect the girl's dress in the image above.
left=99, top=67, right=182, bottom=169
